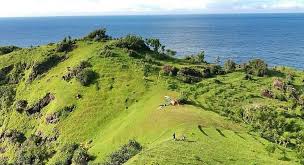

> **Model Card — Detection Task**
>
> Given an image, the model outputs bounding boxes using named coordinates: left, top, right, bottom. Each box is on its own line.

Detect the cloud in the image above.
left=0, top=0, right=304, bottom=17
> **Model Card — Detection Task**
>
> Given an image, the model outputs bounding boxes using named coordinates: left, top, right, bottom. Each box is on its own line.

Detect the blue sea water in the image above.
left=0, top=14, right=304, bottom=69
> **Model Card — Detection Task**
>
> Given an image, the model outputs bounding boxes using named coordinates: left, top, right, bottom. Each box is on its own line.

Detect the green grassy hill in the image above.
left=0, top=30, right=303, bottom=164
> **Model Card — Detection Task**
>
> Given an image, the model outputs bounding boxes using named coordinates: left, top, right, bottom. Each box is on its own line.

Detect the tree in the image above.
left=224, top=59, right=236, bottom=73
left=76, top=69, right=97, bottom=86
left=146, top=38, right=162, bottom=52
left=166, top=49, right=177, bottom=56
left=84, top=28, right=110, bottom=41
left=196, top=51, right=205, bottom=63
left=245, top=59, right=268, bottom=77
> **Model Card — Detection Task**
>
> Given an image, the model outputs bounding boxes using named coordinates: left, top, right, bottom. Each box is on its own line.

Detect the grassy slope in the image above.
left=0, top=40, right=301, bottom=164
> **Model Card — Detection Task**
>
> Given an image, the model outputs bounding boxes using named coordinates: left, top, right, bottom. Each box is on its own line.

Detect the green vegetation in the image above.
left=0, top=28, right=303, bottom=164
left=0, top=46, right=21, bottom=55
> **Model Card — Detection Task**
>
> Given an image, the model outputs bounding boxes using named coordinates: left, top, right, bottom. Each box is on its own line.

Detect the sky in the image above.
left=0, top=0, right=304, bottom=17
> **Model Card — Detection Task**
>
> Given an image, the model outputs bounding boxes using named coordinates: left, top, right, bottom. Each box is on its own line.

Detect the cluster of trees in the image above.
left=84, top=28, right=110, bottom=41
left=56, top=37, right=75, bottom=53
left=0, top=46, right=21, bottom=55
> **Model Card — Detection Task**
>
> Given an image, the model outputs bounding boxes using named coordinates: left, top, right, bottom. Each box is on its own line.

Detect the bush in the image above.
left=266, top=144, right=276, bottom=155
left=177, top=91, right=191, bottom=104
left=162, top=65, right=179, bottom=76
left=15, top=139, right=51, bottom=164
left=209, top=65, right=223, bottom=75
left=15, top=100, right=28, bottom=113
left=0, top=85, right=16, bottom=109
left=72, top=147, right=90, bottom=165
left=145, top=38, right=162, bottom=52
left=115, top=35, right=149, bottom=51
left=0, top=46, right=21, bottom=55
left=165, top=49, right=177, bottom=56
left=84, top=28, right=110, bottom=41
left=104, top=140, right=142, bottom=165
left=245, top=59, right=268, bottom=77
left=177, top=67, right=203, bottom=84
left=76, top=69, right=97, bottom=86
left=184, top=51, right=205, bottom=64
left=224, top=59, right=236, bottom=73
left=56, top=37, right=75, bottom=52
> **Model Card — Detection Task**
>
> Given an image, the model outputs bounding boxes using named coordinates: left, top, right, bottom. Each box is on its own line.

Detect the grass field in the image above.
left=0, top=37, right=303, bottom=164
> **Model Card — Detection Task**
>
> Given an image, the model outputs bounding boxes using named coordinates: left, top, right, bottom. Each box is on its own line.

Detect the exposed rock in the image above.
left=26, top=93, right=55, bottom=115
left=63, top=61, right=91, bottom=82
left=46, top=113, right=60, bottom=124
left=46, top=105, right=75, bottom=124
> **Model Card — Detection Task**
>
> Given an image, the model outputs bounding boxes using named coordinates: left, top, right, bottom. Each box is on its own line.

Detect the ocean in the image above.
left=0, top=14, right=303, bottom=69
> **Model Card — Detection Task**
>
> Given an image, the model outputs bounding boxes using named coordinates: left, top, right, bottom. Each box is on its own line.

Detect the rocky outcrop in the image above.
left=46, top=105, right=75, bottom=124
left=26, top=93, right=55, bottom=115
left=46, top=113, right=60, bottom=124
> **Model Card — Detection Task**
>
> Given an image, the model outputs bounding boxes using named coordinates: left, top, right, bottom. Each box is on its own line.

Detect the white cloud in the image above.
left=0, top=0, right=303, bottom=17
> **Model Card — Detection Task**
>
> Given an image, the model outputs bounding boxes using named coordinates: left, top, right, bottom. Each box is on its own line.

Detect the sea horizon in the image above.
left=1, top=13, right=304, bottom=69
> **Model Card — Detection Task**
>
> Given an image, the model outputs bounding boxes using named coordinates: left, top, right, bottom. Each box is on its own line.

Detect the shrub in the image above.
left=56, top=37, right=75, bottom=52
left=224, top=59, right=236, bottom=73
left=3, top=129, right=26, bottom=143
left=177, top=91, right=191, bottom=104
left=15, top=100, right=28, bottom=113
left=177, top=67, right=202, bottom=83
left=72, top=147, right=90, bottom=165
left=127, top=49, right=140, bottom=58
left=76, top=69, right=97, bottom=86
left=101, top=49, right=115, bottom=57
left=244, top=59, right=268, bottom=77
left=54, top=143, right=78, bottom=165
left=0, top=85, right=16, bottom=109
left=115, top=35, right=149, bottom=51
left=165, top=49, right=177, bottom=56
left=84, top=28, right=110, bottom=41
left=7, top=62, right=27, bottom=84
left=15, top=138, right=51, bottom=164
left=145, top=38, right=162, bottom=52
left=266, top=144, right=276, bottom=155
left=167, top=81, right=178, bottom=90
left=162, top=65, right=179, bottom=76
left=209, top=65, right=223, bottom=75
left=184, top=51, right=205, bottom=64
left=0, top=46, right=21, bottom=55
left=104, top=140, right=142, bottom=165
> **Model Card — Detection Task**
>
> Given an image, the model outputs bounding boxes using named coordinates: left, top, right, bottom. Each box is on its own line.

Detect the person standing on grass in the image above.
left=173, top=132, right=176, bottom=140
